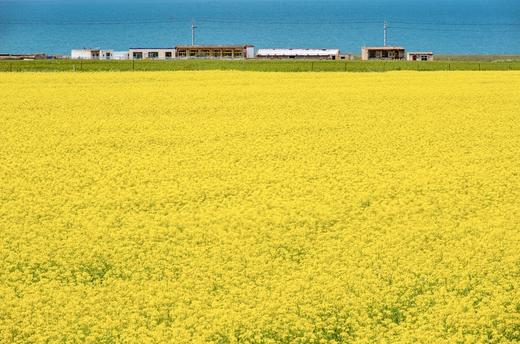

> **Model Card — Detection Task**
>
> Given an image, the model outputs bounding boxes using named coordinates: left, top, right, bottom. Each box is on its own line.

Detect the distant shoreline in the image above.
left=2, top=54, right=520, bottom=63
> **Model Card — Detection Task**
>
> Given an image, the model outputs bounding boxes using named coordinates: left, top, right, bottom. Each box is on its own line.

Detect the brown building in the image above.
left=0, top=53, right=47, bottom=60
left=361, top=46, right=406, bottom=60
left=175, top=45, right=255, bottom=59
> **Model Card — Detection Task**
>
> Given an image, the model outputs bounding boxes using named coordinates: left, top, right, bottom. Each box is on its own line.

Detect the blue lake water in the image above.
left=1, top=0, right=519, bottom=55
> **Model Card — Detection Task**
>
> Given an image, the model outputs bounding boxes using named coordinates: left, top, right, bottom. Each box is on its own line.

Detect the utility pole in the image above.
left=384, top=20, right=388, bottom=47
left=191, top=19, right=197, bottom=46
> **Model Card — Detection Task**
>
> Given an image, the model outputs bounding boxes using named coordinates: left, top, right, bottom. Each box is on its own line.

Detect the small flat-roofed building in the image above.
left=407, top=52, right=434, bottom=61
left=340, top=53, right=354, bottom=60
left=128, top=48, right=176, bottom=60
left=256, top=48, right=340, bottom=60
left=71, top=49, right=113, bottom=60
left=175, top=45, right=255, bottom=59
left=361, top=46, right=406, bottom=60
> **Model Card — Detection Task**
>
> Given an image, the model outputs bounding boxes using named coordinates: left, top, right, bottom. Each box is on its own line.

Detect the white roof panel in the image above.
left=257, top=48, right=340, bottom=56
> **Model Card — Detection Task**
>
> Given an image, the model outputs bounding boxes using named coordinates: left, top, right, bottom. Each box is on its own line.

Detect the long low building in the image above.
left=71, top=46, right=254, bottom=60
left=257, top=48, right=340, bottom=60
left=175, top=45, right=255, bottom=59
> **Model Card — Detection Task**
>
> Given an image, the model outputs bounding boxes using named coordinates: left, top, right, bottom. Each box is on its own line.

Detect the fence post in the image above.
left=10, top=63, right=12, bottom=72
left=448, top=63, right=451, bottom=71
left=344, top=61, right=347, bottom=72
left=478, top=63, right=481, bottom=71
left=132, top=59, right=135, bottom=71
left=80, top=60, right=83, bottom=71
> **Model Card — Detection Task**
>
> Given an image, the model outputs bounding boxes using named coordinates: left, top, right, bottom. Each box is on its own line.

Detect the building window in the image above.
left=421, top=56, right=428, bottom=61
left=165, top=51, right=172, bottom=59
left=177, top=50, right=186, bottom=57
left=369, top=50, right=376, bottom=58
left=133, top=52, right=143, bottom=59
left=148, top=52, right=159, bottom=59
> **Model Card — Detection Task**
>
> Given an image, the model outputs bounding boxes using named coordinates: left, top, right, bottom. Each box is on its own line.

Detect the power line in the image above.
left=392, top=20, right=520, bottom=27
left=390, top=26, right=519, bottom=33
left=1, top=17, right=520, bottom=31
left=0, top=19, right=186, bottom=26
left=197, top=18, right=382, bottom=25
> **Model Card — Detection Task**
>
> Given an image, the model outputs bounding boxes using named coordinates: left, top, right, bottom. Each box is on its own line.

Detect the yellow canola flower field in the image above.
left=0, top=71, right=519, bottom=343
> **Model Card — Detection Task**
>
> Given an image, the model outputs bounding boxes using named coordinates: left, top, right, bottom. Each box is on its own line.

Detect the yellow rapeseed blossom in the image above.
left=0, top=71, right=519, bottom=343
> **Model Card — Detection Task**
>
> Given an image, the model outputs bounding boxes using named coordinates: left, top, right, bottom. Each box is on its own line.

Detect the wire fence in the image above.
left=1, top=60, right=519, bottom=73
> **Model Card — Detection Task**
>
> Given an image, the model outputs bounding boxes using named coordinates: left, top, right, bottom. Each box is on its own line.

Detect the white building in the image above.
left=112, top=51, right=129, bottom=60
left=128, top=48, right=176, bottom=60
left=407, top=52, right=434, bottom=61
left=256, top=48, right=340, bottom=60
left=71, top=49, right=114, bottom=60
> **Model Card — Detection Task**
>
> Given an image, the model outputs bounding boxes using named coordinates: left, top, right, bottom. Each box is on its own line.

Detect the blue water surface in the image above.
left=0, top=0, right=519, bottom=54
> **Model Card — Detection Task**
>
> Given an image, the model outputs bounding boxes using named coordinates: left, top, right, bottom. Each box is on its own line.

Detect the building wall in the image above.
left=256, top=49, right=340, bottom=60
left=340, top=54, right=354, bottom=61
left=71, top=50, right=94, bottom=59
left=175, top=46, right=252, bottom=59
left=99, top=50, right=113, bottom=60
left=246, top=47, right=255, bottom=59
left=361, top=48, right=406, bottom=61
left=407, top=53, right=434, bottom=61
left=129, top=49, right=176, bottom=60
left=361, top=49, right=368, bottom=61
left=257, top=54, right=338, bottom=60
left=71, top=50, right=113, bottom=60
left=112, top=52, right=129, bottom=60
